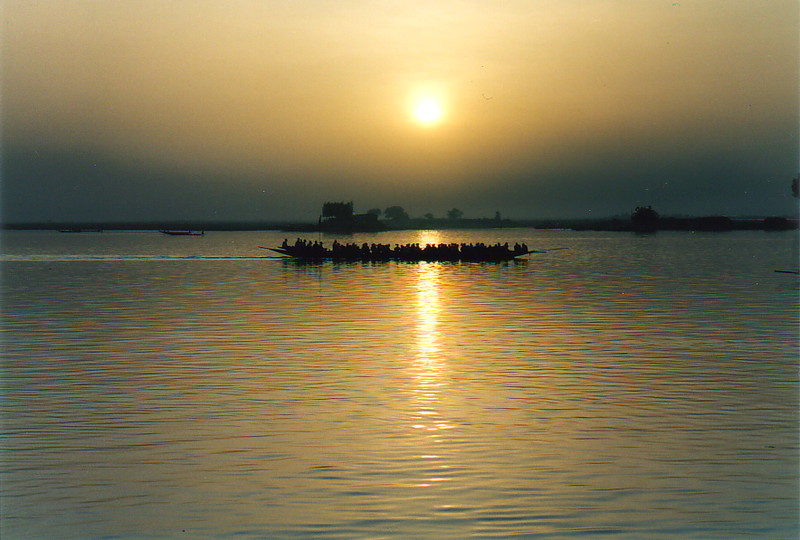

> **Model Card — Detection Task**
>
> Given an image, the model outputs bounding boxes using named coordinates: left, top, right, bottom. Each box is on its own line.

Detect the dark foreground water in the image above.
left=2, top=229, right=798, bottom=539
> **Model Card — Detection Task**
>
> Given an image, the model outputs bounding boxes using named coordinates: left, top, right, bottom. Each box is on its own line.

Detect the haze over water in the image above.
left=3, top=1, right=797, bottom=222
left=2, top=229, right=797, bottom=538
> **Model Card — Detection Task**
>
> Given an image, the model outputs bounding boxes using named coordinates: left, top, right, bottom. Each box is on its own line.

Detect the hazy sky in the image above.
left=2, top=0, right=798, bottom=222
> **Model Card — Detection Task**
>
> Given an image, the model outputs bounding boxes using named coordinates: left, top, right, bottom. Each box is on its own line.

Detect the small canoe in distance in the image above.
left=160, top=230, right=205, bottom=236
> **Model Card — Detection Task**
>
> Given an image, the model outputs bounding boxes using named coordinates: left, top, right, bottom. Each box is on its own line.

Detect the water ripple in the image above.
left=2, top=230, right=797, bottom=538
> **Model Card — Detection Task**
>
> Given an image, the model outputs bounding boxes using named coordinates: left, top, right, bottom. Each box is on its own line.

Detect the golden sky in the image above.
left=2, top=0, right=798, bottom=221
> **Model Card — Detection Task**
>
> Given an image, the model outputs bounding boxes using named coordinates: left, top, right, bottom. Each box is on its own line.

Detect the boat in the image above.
left=159, top=230, right=205, bottom=236
left=263, top=241, right=539, bottom=262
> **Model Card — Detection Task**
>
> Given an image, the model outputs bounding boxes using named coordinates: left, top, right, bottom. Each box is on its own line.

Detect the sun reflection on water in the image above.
left=416, top=262, right=441, bottom=364
left=411, top=232, right=454, bottom=441
left=407, top=232, right=459, bottom=489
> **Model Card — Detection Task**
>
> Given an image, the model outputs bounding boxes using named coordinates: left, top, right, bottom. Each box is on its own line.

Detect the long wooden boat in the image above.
left=264, top=244, right=538, bottom=262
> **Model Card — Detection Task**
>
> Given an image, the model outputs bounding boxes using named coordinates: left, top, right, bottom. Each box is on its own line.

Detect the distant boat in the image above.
left=159, top=230, right=205, bottom=236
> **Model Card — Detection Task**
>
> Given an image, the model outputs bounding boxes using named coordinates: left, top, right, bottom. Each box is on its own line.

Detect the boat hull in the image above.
left=267, top=247, right=534, bottom=263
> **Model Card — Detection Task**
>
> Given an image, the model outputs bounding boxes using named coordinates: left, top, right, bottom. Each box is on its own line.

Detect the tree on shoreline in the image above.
left=384, top=205, right=409, bottom=221
left=447, top=208, right=464, bottom=220
left=322, top=202, right=353, bottom=220
left=631, top=205, right=660, bottom=232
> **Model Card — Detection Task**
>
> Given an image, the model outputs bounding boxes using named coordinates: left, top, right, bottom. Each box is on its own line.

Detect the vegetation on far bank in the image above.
left=6, top=177, right=798, bottom=233
left=4, top=211, right=797, bottom=233
left=5, top=177, right=799, bottom=233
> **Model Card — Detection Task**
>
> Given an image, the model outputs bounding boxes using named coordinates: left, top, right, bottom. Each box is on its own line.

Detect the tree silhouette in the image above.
left=384, top=205, right=409, bottom=221
left=366, top=208, right=382, bottom=217
left=322, top=201, right=353, bottom=219
left=631, top=205, right=660, bottom=232
left=446, top=208, right=464, bottom=220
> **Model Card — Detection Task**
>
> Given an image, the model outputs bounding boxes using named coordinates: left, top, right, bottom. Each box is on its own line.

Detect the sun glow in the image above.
left=412, top=97, right=444, bottom=126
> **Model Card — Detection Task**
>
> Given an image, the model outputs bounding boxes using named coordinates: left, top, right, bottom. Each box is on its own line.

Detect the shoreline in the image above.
left=3, top=216, right=797, bottom=233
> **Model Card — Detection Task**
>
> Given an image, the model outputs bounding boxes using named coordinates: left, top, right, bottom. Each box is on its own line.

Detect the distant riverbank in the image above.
left=4, top=215, right=797, bottom=233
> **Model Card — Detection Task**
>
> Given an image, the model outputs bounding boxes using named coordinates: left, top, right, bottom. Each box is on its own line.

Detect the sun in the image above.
left=412, top=97, right=444, bottom=126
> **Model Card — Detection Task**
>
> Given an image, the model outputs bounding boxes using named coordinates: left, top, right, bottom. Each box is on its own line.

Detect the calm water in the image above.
left=2, top=229, right=798, bottom=539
